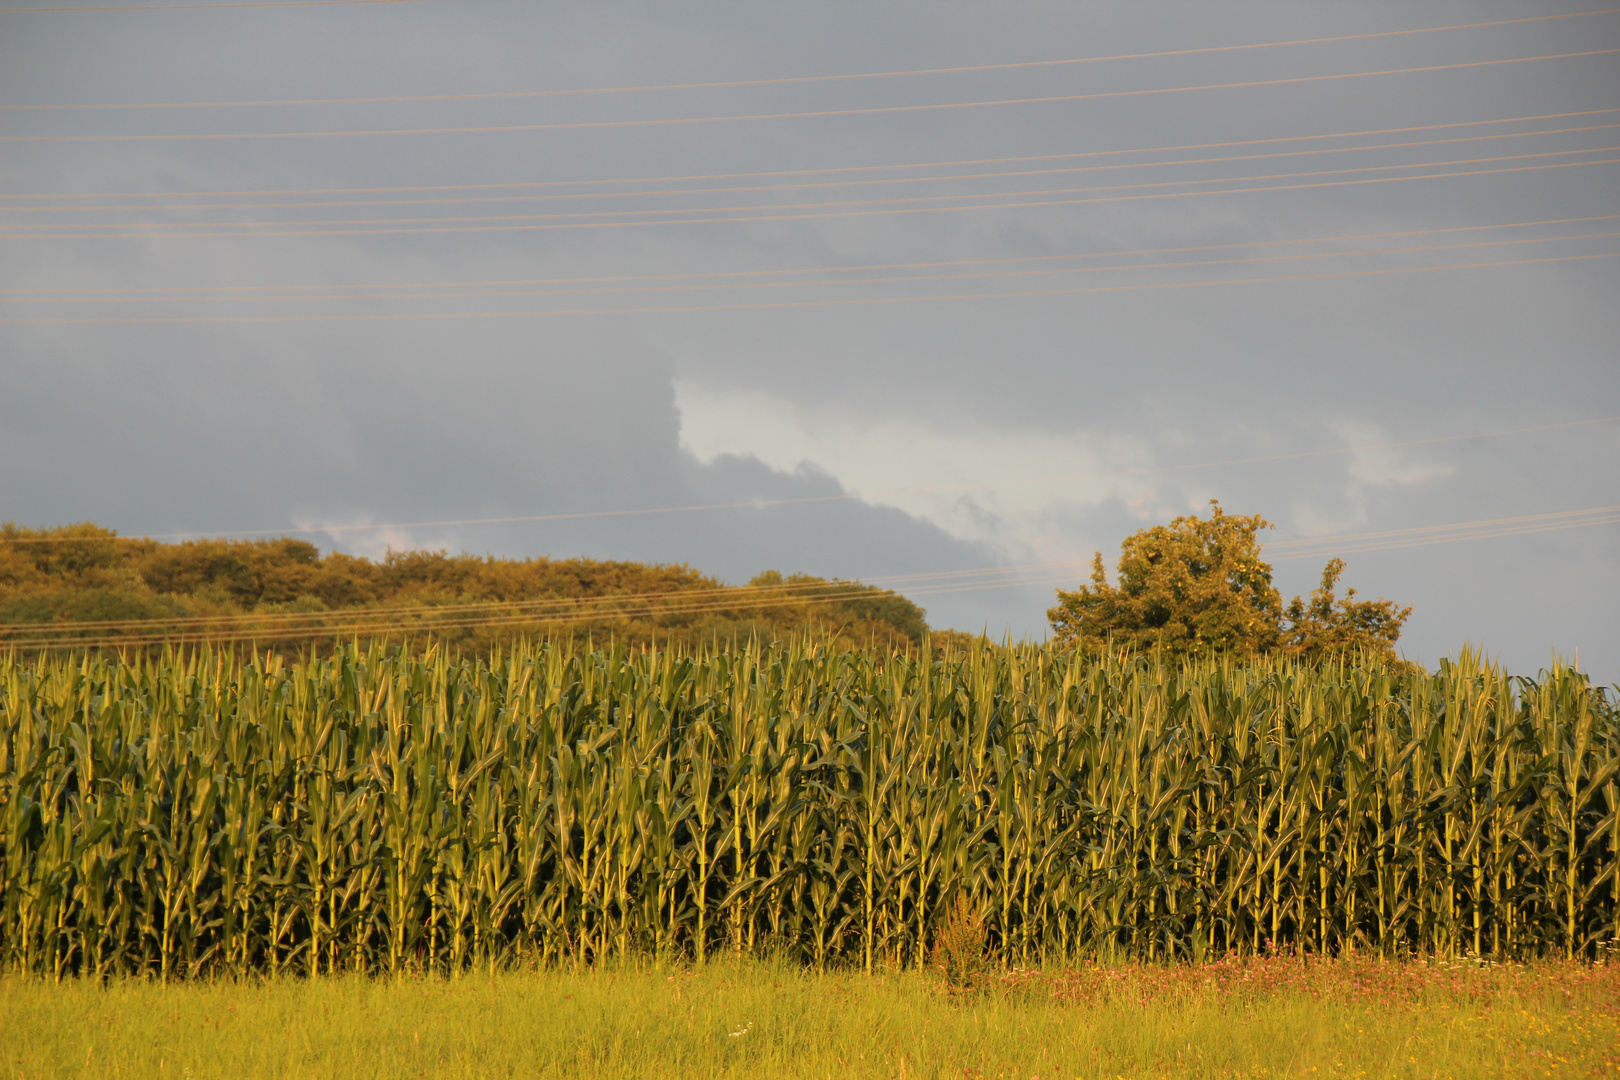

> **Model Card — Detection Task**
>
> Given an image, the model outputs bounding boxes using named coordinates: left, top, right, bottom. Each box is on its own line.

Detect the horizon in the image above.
left=3, top=515, right=1611, bottom=681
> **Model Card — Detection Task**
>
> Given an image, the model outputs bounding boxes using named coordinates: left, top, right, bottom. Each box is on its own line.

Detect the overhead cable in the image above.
left=9, top=213, right=1615, bottom=297
left=5, top=50, right=1614, bottom=142
left=3, top=249, right=1616, bottom=323
left=7, top=9, right=1617, bottom=102
left=6, top=508, right=1615, bottom=649
left=10, top=129, right=1616, bottom=218
left=3, top=416, right=1612, bottom=543
left=7, top=230, right=1617, bottom=304
left=11, top=107, right=1613, bottom=200
left=6, top=155, right=1615, bottom=240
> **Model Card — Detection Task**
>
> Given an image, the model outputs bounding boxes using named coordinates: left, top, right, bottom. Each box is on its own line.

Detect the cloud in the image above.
left=290, top=516, right=418, bottom=562
left=675, top=378, right=1156, bottom=561
left=1287, top=418, right=1457, bottom=537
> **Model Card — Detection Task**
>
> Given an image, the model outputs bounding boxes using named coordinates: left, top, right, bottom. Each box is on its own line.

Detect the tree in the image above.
left=1047, top=502, right=1283, bottom=658
left=1047, top=501, right=1412, bottom=663
left=1280, top=557, right=1412, bottom=663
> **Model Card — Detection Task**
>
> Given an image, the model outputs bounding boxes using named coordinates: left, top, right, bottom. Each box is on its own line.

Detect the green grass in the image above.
left=3, top=956, right=1616, bottom=1079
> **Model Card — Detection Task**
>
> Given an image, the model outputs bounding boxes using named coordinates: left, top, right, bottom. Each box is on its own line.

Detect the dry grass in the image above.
left=2, top=955, right=1616, bottom=1079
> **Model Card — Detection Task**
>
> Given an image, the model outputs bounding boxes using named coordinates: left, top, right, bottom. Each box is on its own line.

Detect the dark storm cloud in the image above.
left=0, top=309, right=1001, bottom=620
left=1, top=0, right=1616, bottom=676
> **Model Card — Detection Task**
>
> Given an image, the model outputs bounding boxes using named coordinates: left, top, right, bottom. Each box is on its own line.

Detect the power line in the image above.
left=10, top=213, right=1613, bottom=297
left=9, top=9, right=1617, bottom=103
left=0, top=576, right=962, bottom=647
left=0, top=556, right=1099, bottom=635
left=13, top=107, right=1612, bottom=200
left=27, top=569, right=1070, bottom=638
left=8, top=154, right=1615, bottom=241
left=871, top=421, right=1620, bottom=510
left=0, top=587, right=907, bottom=649
left=1268, top=508, right=1620, bottom=561
left=4, top=416, right=1612, bottom=544
left=14, top=135, right=1615, bottom=223
left=3, top=249, right=1615, bottom=324
left=20, top=145, right=1613, bottom=233
left=0, top=576, right=888, bottom=634
left=14, top=122, right=1615, bottom=214
left=8, top=230, right=1616, bottom=304
left=7, top=507, right=1615, bottom=648
left=6, top=50, right=1614, bottom=142
left=1267, top=505, right=1620, bottom=551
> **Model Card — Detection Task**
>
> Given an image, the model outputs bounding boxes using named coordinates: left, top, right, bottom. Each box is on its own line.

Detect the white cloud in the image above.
left=1288, top=418, right=1455, bottom=537
left=290, top=517, right=418, bottom=562
left=675, top=379, right=1156, bottom=563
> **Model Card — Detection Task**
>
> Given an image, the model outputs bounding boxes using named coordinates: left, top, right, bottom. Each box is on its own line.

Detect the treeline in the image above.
left=0, top=523, right=930, bottom=652
left=1, top=640, right=1615, bottom=980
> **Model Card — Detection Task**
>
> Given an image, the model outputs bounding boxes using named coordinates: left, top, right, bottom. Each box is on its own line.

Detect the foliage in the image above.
left=0, top=522, right=928, bottom=652
left=1048, top=501, right=1412, bottom=662
left=1, top=640, right=1615, bottom=982
left=1048, top=502, right=1283, bottom=658
left=1282, top=557, right=1414, bottom=662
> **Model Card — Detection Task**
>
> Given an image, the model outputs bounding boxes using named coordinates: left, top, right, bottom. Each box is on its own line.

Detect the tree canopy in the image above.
left=1047, top=501, right=1412, bottom=663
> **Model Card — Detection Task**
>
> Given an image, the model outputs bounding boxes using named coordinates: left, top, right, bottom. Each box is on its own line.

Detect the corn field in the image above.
left=2, top=640, right=1617, bottom=979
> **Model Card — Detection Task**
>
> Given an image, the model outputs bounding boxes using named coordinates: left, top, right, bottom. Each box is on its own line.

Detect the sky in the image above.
left=1, top=0, right=1616, bottom=680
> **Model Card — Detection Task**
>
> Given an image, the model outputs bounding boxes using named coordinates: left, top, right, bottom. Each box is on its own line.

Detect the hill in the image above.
left=0, top=522, right=930, bottom=653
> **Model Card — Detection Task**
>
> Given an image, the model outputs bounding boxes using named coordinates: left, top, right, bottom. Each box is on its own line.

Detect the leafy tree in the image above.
left=1047, top=502, right=1283, bottom=658
left=1048, top=501, right=1411, bottom=663
left=1280, top=557, right=1412, bottom=662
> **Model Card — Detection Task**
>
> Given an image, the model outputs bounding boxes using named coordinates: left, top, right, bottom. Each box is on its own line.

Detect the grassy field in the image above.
left=2, top=956, right=1617, bottom=1080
